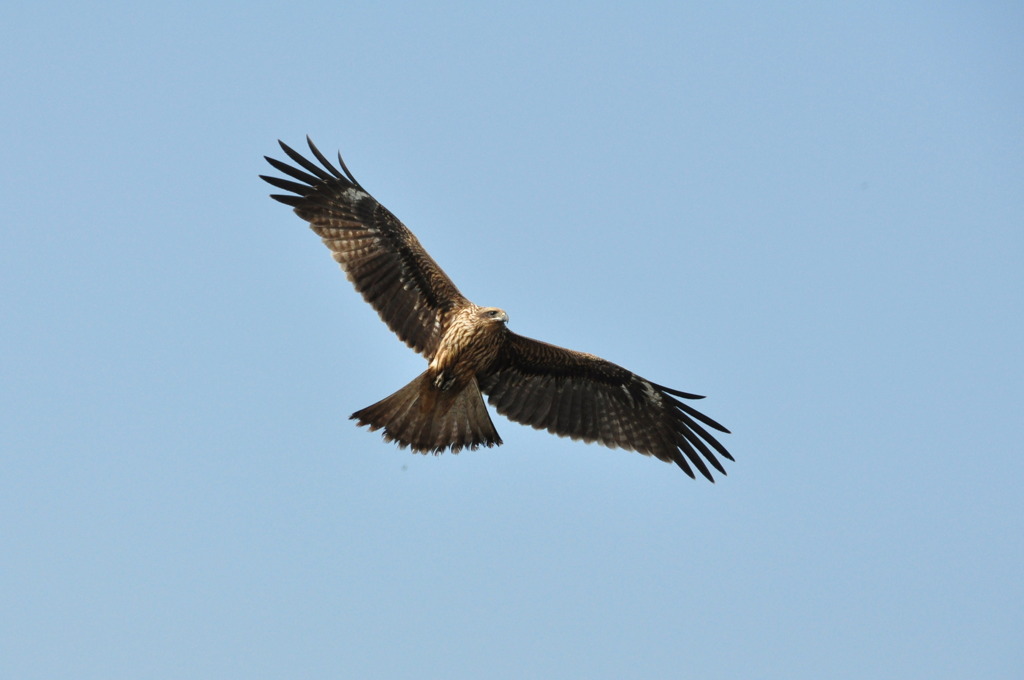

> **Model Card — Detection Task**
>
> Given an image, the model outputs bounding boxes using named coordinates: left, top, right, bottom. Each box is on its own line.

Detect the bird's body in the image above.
left=353, top=304, right=509, bottom=454
left=262, top=138, right=734, bottom=480
left=428, top=305, right=509, bottom=392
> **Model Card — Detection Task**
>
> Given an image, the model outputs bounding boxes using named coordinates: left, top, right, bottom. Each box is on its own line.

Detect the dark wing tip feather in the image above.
left=262, top=139, right=363, bottom=211
left=654, top=382, right=730, bottom=434
left=675, top=399, right=731, bottom=434
left=331, top=146, right=365, bottom=190
left=277, top=139, right=335, bottom=181
left=264, top=155, right=322, bottom=185
left=671, top=430, right=715, bottom=481
left=304, top=136, right=346, bottom=180
left=260, top=174, right=312, bottom=195
left=263, top=137, right=368, bottom=201
left=268, top=194, right=306, bottom=207
left=648, top=381, right=734, bottom=479
left=657, top=383, right=705, bottom=400
left=679, top=413, right=735, bottom=463
left=673, top=457, right=696, bottom=479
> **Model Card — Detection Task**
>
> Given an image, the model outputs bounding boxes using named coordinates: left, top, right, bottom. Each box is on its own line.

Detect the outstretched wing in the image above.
left=478, top=333, right=733, bottom=481
left=261, top=138, right=468, bottom=359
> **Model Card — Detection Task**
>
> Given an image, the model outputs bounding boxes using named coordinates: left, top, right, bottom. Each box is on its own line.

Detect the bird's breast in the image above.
left=429, top=316, right=502, bottom=388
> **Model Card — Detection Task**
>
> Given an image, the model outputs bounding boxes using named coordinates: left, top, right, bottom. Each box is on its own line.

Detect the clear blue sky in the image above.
left=2, top=2, right=1021, bottom=678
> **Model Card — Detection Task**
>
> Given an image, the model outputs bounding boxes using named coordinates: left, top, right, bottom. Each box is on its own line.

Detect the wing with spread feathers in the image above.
left=479, top=333, right=733, bottom=481
left=261, top=138, right=468, bottom=359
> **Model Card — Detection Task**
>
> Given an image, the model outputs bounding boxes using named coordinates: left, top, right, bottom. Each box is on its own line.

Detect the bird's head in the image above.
left=478, top=307, right=509, bottom=325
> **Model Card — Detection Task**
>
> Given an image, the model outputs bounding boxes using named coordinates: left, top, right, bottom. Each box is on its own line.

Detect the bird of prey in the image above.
left=261, top=138, right=733, bottom=480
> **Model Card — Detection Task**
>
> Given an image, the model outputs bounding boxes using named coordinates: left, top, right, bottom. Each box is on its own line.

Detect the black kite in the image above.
left=261, top=138, right=733, bottom=480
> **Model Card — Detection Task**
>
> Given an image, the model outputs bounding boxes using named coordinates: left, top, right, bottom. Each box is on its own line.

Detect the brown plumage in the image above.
left=261, top=138, right=734, bottom=480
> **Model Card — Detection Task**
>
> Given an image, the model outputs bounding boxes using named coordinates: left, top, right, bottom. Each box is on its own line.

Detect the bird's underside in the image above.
left=261, top=137, right=734, bottom=480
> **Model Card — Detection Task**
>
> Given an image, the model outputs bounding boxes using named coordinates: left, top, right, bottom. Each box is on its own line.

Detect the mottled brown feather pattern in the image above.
left=476, top=334, right=733, bottom=480
left=262, top=138, right=733, bottom=480
left=263, top=140, right=466, bottom=359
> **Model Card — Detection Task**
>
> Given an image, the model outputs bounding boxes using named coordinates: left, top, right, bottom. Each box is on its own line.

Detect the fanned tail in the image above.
left=350, top=372, right=502, bottom=453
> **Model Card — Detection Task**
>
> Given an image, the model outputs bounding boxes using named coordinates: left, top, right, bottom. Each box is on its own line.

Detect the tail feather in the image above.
left=351, top=372, right=502, bottom=453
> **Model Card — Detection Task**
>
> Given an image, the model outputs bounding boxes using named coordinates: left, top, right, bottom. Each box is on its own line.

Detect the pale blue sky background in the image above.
left=2, top=2, right=1022, bottom=678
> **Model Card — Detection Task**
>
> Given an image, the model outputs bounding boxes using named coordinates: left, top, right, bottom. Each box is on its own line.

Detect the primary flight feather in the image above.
left=261, top=138, right=733, bottom=480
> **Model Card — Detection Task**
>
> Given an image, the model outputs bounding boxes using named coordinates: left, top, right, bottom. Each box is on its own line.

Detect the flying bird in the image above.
left=261, top=138, right=733, bottom=480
